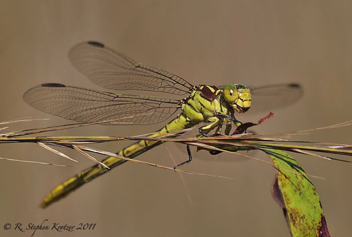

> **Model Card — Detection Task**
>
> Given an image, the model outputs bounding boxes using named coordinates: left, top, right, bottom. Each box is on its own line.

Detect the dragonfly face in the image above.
left=222, top=84, right=251, bottom=113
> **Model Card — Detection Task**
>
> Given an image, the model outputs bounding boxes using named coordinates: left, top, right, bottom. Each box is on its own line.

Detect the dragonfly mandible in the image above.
left=23, top=41, right=302, bottom=208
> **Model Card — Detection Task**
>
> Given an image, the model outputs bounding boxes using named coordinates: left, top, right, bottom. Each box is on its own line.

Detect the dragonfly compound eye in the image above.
left=223, top=84, right=238, bottom=104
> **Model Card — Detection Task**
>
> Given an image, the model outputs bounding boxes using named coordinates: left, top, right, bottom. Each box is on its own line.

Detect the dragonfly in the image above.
left=23, top=41, right=302, bottom=208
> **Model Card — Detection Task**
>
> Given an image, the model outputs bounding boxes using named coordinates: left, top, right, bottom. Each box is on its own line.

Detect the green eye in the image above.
left=223, top=84, right=238, bottom=103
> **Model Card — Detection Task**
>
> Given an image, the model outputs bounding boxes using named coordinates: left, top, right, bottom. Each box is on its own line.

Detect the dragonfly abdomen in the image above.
left=41, top=114, right=192, bottom=208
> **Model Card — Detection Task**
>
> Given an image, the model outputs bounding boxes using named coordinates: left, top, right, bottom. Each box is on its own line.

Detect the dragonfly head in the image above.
left=222, top=84, right=251, bottom=113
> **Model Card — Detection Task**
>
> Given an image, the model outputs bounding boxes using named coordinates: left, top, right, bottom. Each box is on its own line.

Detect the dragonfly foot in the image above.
left=174, top=144, right=193, bottom=169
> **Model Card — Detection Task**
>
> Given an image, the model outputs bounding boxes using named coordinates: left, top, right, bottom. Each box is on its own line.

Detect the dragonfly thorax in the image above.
left=222, top=84, right=251, bottom=113
left=180, top=85, right=223, bottom=123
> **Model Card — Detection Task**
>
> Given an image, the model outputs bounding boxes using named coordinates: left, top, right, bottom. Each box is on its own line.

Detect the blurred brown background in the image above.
left=0, top=1, right=352, bottom=236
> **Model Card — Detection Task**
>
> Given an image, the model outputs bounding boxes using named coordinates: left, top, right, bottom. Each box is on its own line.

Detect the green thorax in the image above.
left=180, top=85, right=229, bottom=124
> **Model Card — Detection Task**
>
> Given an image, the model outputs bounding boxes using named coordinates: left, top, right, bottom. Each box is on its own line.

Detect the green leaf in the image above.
left=261, top=148, right=330, bottom=237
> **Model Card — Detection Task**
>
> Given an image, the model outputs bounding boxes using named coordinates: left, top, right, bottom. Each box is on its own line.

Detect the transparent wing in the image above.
left=68, top=41, right=193, bottom=95
left=249, top=83, right=302, bottom=113
left=218, top=83, right=303, bottom=113
left=23, top=83, right=179, bottom=125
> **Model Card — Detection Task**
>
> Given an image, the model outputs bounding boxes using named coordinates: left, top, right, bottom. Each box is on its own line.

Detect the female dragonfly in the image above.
left=23, top=41, right=302, bottom=208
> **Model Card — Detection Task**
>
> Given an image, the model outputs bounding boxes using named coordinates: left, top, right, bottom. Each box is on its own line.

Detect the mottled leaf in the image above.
left=262, top=148, right=330, bottom=237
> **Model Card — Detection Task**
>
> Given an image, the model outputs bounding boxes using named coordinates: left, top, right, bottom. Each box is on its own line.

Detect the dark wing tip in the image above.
left=288, top=83, right=301, bottom=88
left=87, top=41, right=105, bottom=48
left=41, top=83, right=66, bottom=88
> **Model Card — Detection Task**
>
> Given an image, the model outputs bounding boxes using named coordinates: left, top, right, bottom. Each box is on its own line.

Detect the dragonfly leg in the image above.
left=199, top=127, right=210, bottom=137
left=214, top=119, right=225, bottom=134
left=174, top=144, right=192, bottom=169
left=225, top=119, right=232, bottom=135
left=217, top=113, right=234, bottom=121
left=217, top=113, right=243, bottom=128
left=199, top=116, right=221, bottom=136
